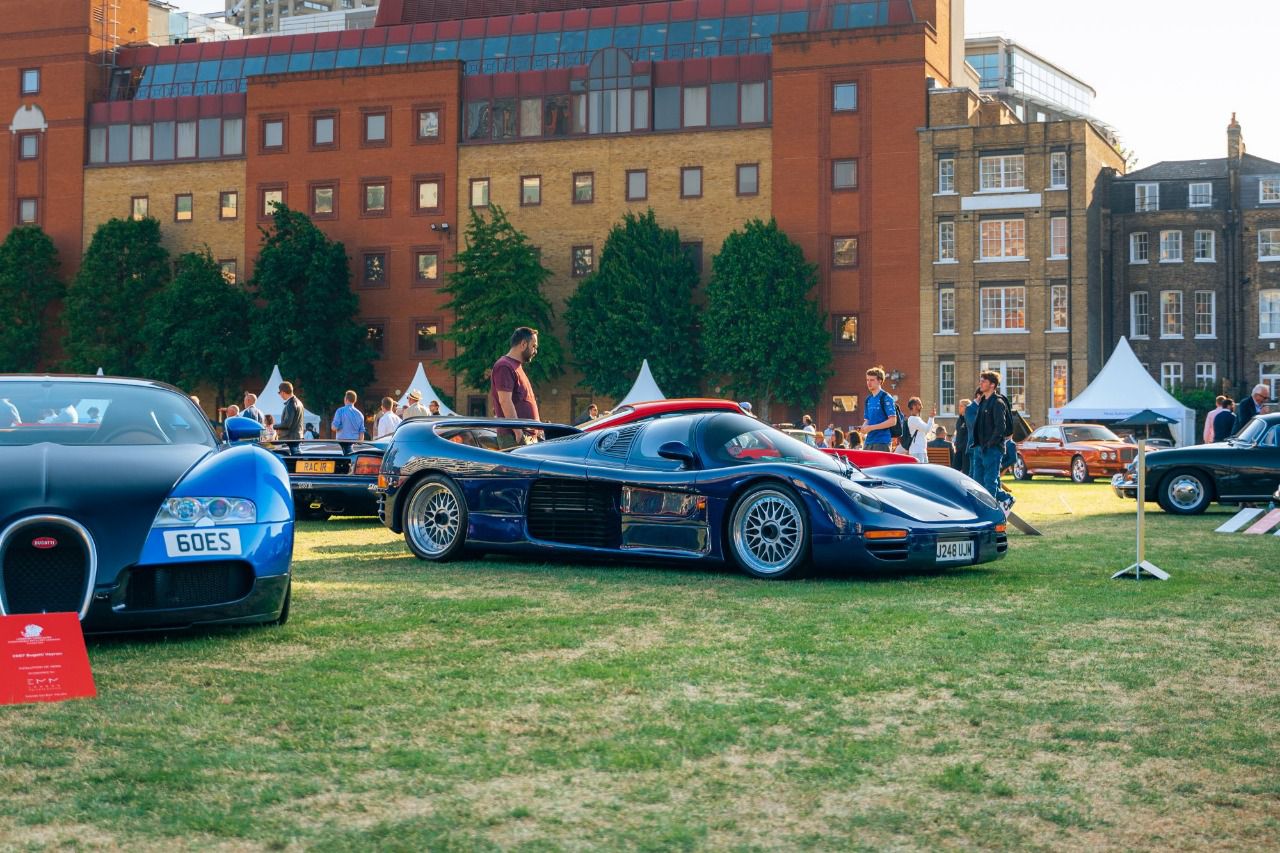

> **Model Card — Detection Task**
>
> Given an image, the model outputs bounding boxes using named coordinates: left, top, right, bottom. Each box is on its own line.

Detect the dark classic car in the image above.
left=1013, top=423, right=1137, bottom=483
left=0, top=376, right=294, bottom=632
left=268, top=437, right=388, bottom=519
left=377, top=413, right=1008, bottom=580
left=1111, top=412, right=1280, bottom=514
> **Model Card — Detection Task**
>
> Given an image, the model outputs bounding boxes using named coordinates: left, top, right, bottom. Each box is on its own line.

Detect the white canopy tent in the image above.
left=617, top=359, right=666, bottom=407
left=254, top=364, right=321, bottom=432
left=396, top=363, right=457, bottom=415
left=1048, top=337, right=1196, bottom=447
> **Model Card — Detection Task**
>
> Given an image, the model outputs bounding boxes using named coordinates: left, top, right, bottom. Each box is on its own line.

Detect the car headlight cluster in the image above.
left=967, top=487, right=1001, bottom=511
left=840, top=481, right=883, bottom=513
left=154, top=497, right=256, bottom=527
left=1100, top=451, right=1118, bottom=461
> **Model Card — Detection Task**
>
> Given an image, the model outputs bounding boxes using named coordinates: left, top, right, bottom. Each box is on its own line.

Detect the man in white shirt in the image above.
left=402, top=388, right=430, bottom=419
left=904, top=396, right=936, bottom=463
left=801, top=414, right=817, bottom=436
left=375, top=396, right=402, bottom=439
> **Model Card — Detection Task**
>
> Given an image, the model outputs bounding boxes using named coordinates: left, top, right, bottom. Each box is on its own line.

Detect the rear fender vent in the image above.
left=596, top=425, right=640, bottom=459
left=527, top=479, right=621, bottom=548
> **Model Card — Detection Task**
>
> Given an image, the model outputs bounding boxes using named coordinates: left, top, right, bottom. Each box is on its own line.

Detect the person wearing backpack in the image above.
left=859, top=366, right=899, bottom=452
left=972, top=370, right=1016, bottom=513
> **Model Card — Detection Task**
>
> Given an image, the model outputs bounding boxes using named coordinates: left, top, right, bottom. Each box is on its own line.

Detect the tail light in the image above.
left=353, top=456, right=381, bottom=476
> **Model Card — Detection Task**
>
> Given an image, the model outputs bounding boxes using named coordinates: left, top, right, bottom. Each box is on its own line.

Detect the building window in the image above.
left=681, top=167, right=702, bottom=199
left=1261, top=363, right=1280, bottom=399
left=832, top=82, right=857, bottom=112
left=1130, top=232, right=1149, bottom=263
left=1049, top=216, right=1068, bottom=258
left=1159, top=230, right=1182, bottom=262
left=262, top=118, right=284, bottom=150
left=363, top=110, right=387, bottom=145
left=20, top=68, right=40, bottom=95
left=573, top=172, right=594, bottom=204
left=416, top=108, right=440, bottom=141
left=1130, top=292, right=1151, bottom=339
left=366, top=322, right=385, bottom=359
left=1135, top=182, right=1159, bottom=212
left=1261, top=290, right=1280, bottom=337
left=17, top=198, right=37, bottom=224
left=978, top=154, right=1025, bottom=191
left=938, top=221, right=956, bottom=261
left=176, top=121, right=197, bottom=159
left=415, top=178, right=441, bottom=213
left=1049, top=151, right=1068, bottom=189
left=414, top=321, right=440, bottom=355
left=937, top=157, right=955, bottom=194
left=1195, top=362, right=1216, bottom=389
left=938, top=361, right=955, bottom=414
left=519, top=98, right=541, bottom=136
left=131, top=196, right=149, bottom=221
left=683, top=86, right=707, bottom=127
left=312, top=114, right=335, bottom=148
left=979, top=218, right=1026, bottom=259
left=222, top=118, right=243, bottom=156
left=1259, top=229, right=1280, bottom=260
left=415, top=251, right=439, bottom=284
left=311, top=184, right=336, bottom=218
left=938, top=287, right=956, bottom=333
left=518, top=175, right=540, bottom=206
left=1160, top=290, right=1183, bottom=338
left=626, top=170, right=647, bottom=201
left=572, top=246, right=594, bottom=277
left=89, top=127, right=106, bottom=163
left=832, top=237, right=858, bottom=268
left=1193, top=291, right=1215, bottom=338
left=736, top=163, right=759, bottom=196
left=832, top=159, right=857, bottom=190
left=1051, top=359, right=1069, bottom=408
left=741, top=82, right=766, bottom=123
left=979, top=285, right=1027, bottom=331
left=174, top=193, right=193, bottom=222
left=470, top=178, right=490, bottom=208
left=218, top=260, right=237, bottom=285
left=1050, top=283, right=1069, bottom=331
left=362, top=252, right=387, bottom=287
left=1194, top=229, right=1215, bottom=261
left=1160, top=362, right=1183, bottom=392
left=981, top=359, right=1027, bottom=413
left=1189, top=182, right=1212, bottom=207
left=1260, top=178, right=1280, bottom=203
left=219, top=191, right=238, bottom=220
left=362, top=181, right=387, bottom=216
left=835, top=315, right=858, bottom=345
left=128, top=124, right=150, bottom=161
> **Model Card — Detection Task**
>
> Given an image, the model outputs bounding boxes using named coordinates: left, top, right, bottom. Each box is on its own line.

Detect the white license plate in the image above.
left=936, top=539, right=974, bottom=563
left=163, top=529, right=242, bottom=557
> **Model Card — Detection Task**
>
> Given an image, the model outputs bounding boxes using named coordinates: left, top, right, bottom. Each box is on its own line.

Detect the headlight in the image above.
left=154, top=497, right=256, bottom=526
left=840, top=481, right=883, bottom=512
left=967, top=487, right=1001, bottom=511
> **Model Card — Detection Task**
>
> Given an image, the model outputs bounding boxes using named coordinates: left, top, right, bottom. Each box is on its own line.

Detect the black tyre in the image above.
left=403, top=475, right=468, bottom=561
left=727, top=483, right=810, bottom=579
left=1157, top=469, right=1213, bottom=515
left=1070, top=455, right=1092, bottom=484
left=1012, top=454, right=1032, bottom=481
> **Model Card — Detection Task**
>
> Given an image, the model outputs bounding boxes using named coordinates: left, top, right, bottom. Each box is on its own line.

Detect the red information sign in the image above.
left=1, top=612, right=96, bottom=705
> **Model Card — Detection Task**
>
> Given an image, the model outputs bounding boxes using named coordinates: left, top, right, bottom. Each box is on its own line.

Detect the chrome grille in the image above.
left=0, top=517, right=96, bottom=618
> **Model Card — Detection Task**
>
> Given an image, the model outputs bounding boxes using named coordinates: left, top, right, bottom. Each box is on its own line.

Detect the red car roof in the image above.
left=582, top=398, right=745, bottom=431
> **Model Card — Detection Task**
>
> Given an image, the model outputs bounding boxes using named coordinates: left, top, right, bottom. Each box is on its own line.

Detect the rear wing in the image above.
left=417, top=418, right=582, bottom=442
left=266, top=439, right=384, bottom=456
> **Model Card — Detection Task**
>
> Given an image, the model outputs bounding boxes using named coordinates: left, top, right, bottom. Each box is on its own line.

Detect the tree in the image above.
left=63, top=217, right=169, bottom=375
left=564, top=210, right=701, bottom=398
left=140, top=249, right=256, bottom=406
left=704, top=218, right=832, bottom=421
left=442, top=204, right=563, bottom=391
left=249, top=204, right=373, bottom=414
left=0, top=226, right=62, bottom=372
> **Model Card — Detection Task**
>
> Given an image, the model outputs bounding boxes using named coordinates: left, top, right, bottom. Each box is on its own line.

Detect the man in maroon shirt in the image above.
left=490, top=326, right=541, bottom=444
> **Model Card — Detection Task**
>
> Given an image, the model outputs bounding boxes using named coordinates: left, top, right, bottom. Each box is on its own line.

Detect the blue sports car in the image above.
left=378, top=412, right=1007, bottom=579
left=0, top=376, right=294, bottom=632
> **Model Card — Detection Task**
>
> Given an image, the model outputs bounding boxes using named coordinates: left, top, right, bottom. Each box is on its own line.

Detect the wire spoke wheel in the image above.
left=731, top=487, right=807, bottom=578
left=405, top=477, right=465, bottom=559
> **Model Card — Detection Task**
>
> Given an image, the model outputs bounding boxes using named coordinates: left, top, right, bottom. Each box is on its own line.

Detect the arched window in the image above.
left=570, top=48, right=650, bottom=135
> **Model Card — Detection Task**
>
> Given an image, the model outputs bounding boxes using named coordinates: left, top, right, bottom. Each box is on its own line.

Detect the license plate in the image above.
left=936, top=539, right=974, bottom=562
left=163, top=529, right=242, bottom=557
left=297, top=460, right=335, bottom=474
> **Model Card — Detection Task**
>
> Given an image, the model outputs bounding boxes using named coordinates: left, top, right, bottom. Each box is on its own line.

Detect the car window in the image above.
left=1263, top=424, right=1280, bottom=448
left=1029, top=427, right=1049, bottom=440
left=703, top=413, right=841, bottom=472
left=1234, top=418, right=1266, bottom=444
left=0, top=381, right=215, bottom=447
left=1064, top=426, right=1121, bottom=443
left=630, top=417, right=694, bottom=469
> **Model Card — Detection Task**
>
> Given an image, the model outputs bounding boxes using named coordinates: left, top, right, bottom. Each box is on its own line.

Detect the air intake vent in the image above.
left=125, top=561, right=254, bottom=610
left=597, top=425, right=640, bottom=458
left=1, top=520, right=92, bottom=616
left=527, top=479, right=620, bottom=548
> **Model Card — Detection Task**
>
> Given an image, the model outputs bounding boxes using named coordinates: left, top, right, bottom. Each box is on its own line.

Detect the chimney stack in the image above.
left=1227, top=112, right=1245, bottom=162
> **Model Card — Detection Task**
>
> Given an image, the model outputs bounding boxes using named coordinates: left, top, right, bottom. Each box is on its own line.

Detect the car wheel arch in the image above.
left=1158, top=466, right=1217, bottom=508
left=394, top=466, right=456, bottom=531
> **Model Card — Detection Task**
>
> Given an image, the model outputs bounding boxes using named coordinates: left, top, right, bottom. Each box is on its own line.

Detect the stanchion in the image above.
left=1110, top=410, right=1177, bottom=581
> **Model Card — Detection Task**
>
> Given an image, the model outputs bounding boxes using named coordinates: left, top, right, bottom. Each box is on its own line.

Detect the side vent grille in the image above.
left=527, top=479, right=620, bottom=548
left=597, top=425, right=640, bottom=459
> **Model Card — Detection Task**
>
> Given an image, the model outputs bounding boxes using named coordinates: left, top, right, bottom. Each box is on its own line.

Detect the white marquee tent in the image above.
left=254, top=364, right=320, bottom=432
left=397, top=363, right=457, bottom=415
left=1048, top=337, right=1196, bottom=447
left=617, top=359, right=666, bottom=406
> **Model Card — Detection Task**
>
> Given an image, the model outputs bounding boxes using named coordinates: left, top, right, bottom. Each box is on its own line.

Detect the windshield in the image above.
left=0, top=381, right=216, bottom=447
left=581, top=405, right=634, bottom=430
left=1064, top=425, right=1121, bottom=443
left=703, top=413, right=841, bottom=472
left=1233, top=417, right=1266, bottom=445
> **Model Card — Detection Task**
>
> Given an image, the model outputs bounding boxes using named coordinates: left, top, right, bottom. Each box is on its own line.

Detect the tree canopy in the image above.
left=564, top=210, right=702, bottom=399
left=0, top=226, right=62, bottom=373
left=442, top=205, right=563, bottom=392
left=704, top=218, right=832, bottom=420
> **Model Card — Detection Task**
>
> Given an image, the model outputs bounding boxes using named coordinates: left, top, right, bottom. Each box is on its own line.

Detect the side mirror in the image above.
left=225, top=415, right=264, bottom=443
left=657, top=440, right=698, bottom=468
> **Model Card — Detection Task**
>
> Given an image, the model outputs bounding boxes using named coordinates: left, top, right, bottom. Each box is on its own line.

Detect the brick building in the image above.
left=1108, top=116, right=1280, bottom=400
left=918, top=86, right=1125, bottom=426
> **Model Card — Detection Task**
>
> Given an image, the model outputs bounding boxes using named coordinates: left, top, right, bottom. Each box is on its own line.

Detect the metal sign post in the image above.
left=1112, top=421, right=1170, bottom=581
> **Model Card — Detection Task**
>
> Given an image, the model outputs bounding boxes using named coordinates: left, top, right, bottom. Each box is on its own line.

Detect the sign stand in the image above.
left=1112, top=431, right=1169, bottom=580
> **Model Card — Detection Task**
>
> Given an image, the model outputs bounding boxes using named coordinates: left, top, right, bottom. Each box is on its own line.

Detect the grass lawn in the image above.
left=1, top=479, right=1277, bottom=851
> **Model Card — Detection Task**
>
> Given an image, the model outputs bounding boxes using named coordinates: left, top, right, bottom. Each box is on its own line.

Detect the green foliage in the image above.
left=0, top=226, right=62, bottom=372
left=704, top=218, right=832, bottom=419
left=564, top=210, right=701, bottom=398
left=140, top=249, right=256, bottom=402
left=1172, top=385, right=1217, bottom=414
left=63, top=217, right=169, bottom=375
left=249, top=204, right=374, bottom=414
left=442, top=205, right=563, bottom=391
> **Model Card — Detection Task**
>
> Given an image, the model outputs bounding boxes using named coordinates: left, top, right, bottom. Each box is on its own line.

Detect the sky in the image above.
left=166, top=0, right=1276, bottom=168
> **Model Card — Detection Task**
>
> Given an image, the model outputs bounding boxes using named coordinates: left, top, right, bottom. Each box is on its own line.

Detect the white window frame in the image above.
left=1159, top=230, right=1182, bottom=262
left=937, top=157, right=955, bottom=194
left=1130, top=291, right=1150, bottom=339
left=1160, top=362, right=1183, bottom=393
left=937, top=221, right=956, bottom=262
left=1129, top=232, right=1149, bottom=264
left=1049, top=151, right=1068, bottom=189
left=1194, top=229, right=1216, bottom=262
left=1195, top=362, right=1216, bottom=389
left=1135, top=182, right=1159, bottom=212
left=1261, top=289, right=1280, bottom=338
left=1050, top=359, right=1069, bottom=408
left=1194, top=290, right=1216, bottom=339
left=1189, top=182, right=1212, bottom=208
left=1259, top=229, right=1280, bottom=261
left=1260, top=178, right=1280, bottom=204
left=1049, top=284, right=1069, bottom=331
left=1261, top=363, right=1280, bottom=400
left=980, top=358, right=1027, bottom=413
left=978, top=218, right=1026, bottom=260
left=1049, top=216, right=1068, bottom=258
left=1160, top=290, right=1183, bottom=339
left=938, top=287, right=956, bottom=334
left=978, top=285, right=1027, bottom=332
left=978, top=154, right=1025, bottom=192
left=939, top=361, right=956, bottom=414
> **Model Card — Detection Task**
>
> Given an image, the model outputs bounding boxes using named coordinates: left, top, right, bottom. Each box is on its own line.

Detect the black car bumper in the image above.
left=291, top=475, right=379, bottom=516
left=81, top=571, right=289, bottom=634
